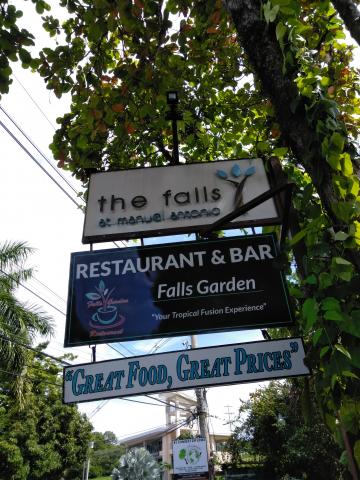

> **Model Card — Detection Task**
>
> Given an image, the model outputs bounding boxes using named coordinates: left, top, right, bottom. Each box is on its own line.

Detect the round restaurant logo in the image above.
left=85, top=280, right=126, bottom=334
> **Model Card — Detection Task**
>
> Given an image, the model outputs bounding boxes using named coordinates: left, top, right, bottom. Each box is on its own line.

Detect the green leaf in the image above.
left=76, top=135, right=88, bottom=150
left=340, top=310, right=360, bottom=338
left=340, top=153, right=353, bottom=176
left=272, top=147, right=288, bottom=157
left=334, top=231, right=349, bottom=241
left=288, top=228, right=307, bottom=247
left=256, top=141, right=269, bottom=152
left=342, top=371, right=359, bottom=379
left=276, top=21, right=287, bottom=41
left=320, top=76, right=330, bottom=87
left=263, top=2, right=280, bottom=23
left=312, top=328, right=323, bottom=346
left=324, top=310, right=344, bottom=321
left=331, top=256, right=354, bottom=281
left=302, top=298, right=318, bottom=331
left=354, top=440, right=360, bottom=469
left=339, top=401, right=359, bottom=434
left=321, top=297, right=341, bottom=311
left=334, top=344, right=351, bottom=359
left=330, top=131, right=345, bottom=152
left=320, top=345, right=330, bottom=358
left=349, top=346, right=360, bottom=368
left=319, top=272, right=333, bottom=290
left=305, top=274, right=317, bottom=285
left=327, top=152, right=341, bottom=171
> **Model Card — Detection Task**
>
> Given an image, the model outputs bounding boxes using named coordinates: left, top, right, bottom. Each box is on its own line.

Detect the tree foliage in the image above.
left=89, top=431, right=126, bottom=478
left=0, top=241, right=53, bottom=401
left=228, top=380, right=345, bottom=479
left=0, top=351, right=93, bottom=480
left=111, top=447, right=161, bottom=480
left=1, top=0, right=360, bottom=473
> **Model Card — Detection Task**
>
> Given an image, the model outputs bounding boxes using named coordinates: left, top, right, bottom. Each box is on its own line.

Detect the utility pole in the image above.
left=82, top=441, right=94, bottom=480
left=166, top=92, right=213, bottom=479
left=224, top=405, right=234, bottom=431
left=191, top=335, right=213, bottom=479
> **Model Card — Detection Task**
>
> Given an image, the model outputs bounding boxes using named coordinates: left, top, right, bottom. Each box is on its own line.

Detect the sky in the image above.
left=3, top=0, right=357, bottom=443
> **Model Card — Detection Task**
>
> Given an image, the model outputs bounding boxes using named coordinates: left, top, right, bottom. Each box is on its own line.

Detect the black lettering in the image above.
left=111, top=195, right=125, bottom=211
left=211, top=188, right=221, bottom=201
left=174, top=192, right=190, bottom=205
left=98, top=195, right=107, bottom=212
left=132, top=195, right=147, bottom=208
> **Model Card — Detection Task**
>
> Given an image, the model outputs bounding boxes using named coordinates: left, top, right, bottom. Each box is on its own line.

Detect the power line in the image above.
left=13, top=73, right=57, bottom=130
left=115, top=342, right=135, bottom=356
left=31, top=276, right=67, bottom=305
left=1, top=106, right=132, bottom=250
left=0, top=332, right=72, bottom=366
left=0, top=105, right=82, bottom=200
left=0, top=366, right=62, bottom=388
left=117, top=413, right=197, bottom=444
left=0, top=119, right=83, bottom=209
left=0, top=267, right=66, bottom=317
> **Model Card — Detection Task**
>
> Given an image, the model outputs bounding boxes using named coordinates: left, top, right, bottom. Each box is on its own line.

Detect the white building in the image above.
left=118, top=391, right=230, bottom=479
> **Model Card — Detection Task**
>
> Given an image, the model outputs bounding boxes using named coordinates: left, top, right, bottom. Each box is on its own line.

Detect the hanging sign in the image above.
left=82, top=159, right=281, bottom=243
left=173, top=438, right=208, bottom=479
left=62, top=338, right=310, bottom=404
left=64, top=234, right=293, bottom=347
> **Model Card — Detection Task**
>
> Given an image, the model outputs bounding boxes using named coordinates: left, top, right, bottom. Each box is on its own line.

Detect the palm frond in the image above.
left=0, top=241, right=34, bottom=270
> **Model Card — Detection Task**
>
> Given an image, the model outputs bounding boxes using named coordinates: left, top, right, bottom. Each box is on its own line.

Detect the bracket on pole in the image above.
left=199, top=182, right=294, bottom=250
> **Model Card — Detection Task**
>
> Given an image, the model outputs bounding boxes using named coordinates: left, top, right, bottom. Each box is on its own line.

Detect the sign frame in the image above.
left=82, top=158, right=283, bottom=244
left=62, top=337, right=310, bottom=404
left=64, top=234, right=294, bottom=347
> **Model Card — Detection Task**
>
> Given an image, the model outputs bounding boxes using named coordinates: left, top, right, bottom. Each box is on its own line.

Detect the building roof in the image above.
left=160, top=391, right=197, bottom=406
left=118, top=423, right=178, bottom=445
left=118, top=424, right=230, bottom=446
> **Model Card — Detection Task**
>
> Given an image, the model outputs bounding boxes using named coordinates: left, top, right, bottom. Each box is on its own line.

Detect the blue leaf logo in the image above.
left=86, top=293, right=101, bottom=300
left=245, top=166, right=256, bottom=176
left=231, top=164, right=241, bottom=177
left=216, top=169, right=228, bottom=179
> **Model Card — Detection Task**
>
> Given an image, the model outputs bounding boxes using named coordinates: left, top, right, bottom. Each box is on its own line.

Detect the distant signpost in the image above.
left=173, top=438, right=209, bottom=479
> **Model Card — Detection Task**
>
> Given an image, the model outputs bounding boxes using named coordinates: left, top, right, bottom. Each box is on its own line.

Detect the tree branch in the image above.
left=223, top=0, right=360, bottom=272
left=332, top=0, right=360, bottom=47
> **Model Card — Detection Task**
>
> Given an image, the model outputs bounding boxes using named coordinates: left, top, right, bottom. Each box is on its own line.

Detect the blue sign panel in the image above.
left=64, top=234, right=293, bottom=347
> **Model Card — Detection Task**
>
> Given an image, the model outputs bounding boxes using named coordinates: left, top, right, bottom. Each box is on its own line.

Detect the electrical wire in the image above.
left=0, top=366, right=62, bottom=388
left=0, top=106, right=130, bottom=250
left=0, top=332, right=71, bottom=366
left=115, top=342, right=135, bottom=356
left=31, top=276, right=67, bottom=305
left=117, top=413, right=197, bottom=444
left=0, top=105, right=82, bottom=200
left=0, top=267, right=66, bottom=317
left=13, top=73, right=57, bottom=130
left=0, top=119, right=83, bottom=209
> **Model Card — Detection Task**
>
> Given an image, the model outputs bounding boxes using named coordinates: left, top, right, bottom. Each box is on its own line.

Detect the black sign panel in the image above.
left=64, top=234, right=293, bottom=347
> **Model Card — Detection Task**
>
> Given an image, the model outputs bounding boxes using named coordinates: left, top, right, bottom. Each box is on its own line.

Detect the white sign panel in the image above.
left=63, top=338, right=310, bottom=404
left=83, top=159, right=280, bottom=243
left=173, top=438, right=208, bottom=476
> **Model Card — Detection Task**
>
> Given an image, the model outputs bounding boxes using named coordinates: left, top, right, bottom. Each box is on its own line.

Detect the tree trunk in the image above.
left=223, top=0, right=360, bottom=272
left=332, top=0, right=360, bottom=47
